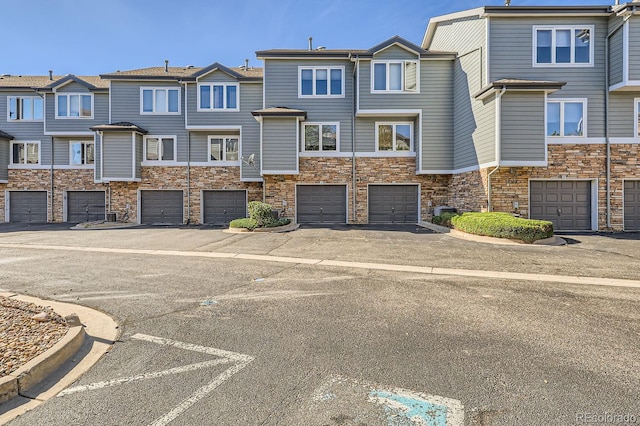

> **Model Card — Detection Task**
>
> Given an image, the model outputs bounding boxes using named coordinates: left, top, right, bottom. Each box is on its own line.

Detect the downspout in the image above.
left=487, top=86, right=507, bottom=212
left=50, top=136, right=54, bottom=222
left=350, top=54, right=359, bottom=223
left=606, top=13, right=632, bottom=229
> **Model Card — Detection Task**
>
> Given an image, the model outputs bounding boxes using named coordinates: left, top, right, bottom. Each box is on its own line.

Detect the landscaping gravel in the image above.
left=0, top=296, right=69, bottom=377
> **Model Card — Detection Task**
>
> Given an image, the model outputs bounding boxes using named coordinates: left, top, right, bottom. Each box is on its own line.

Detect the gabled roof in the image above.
left=43, top=74, right=107, bottom=91
left=192, top=62, right=262, bottom=82
left=90, top=122, right=148, bottom=134
left=474, top=78, right=566, bottom=100
left=0, top=129, right=14, bottom=140
left=360, top=35, right=453, bottom=59
left=101, top=65, right=263, bottom=81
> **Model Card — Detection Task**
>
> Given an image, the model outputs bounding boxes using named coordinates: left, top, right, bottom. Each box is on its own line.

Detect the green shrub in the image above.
left=268, top=218, right=291, bottom=228
left=432, top=212, right=460, bottom=228
left=229, top=218, right=258, bottom=229
left=248, top=201, right=276, bottom=227
left=451, top=212, right=554, bottom=243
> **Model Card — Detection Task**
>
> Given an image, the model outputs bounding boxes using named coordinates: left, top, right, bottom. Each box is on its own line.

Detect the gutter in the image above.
left=487, top=86, right=507, bottom=212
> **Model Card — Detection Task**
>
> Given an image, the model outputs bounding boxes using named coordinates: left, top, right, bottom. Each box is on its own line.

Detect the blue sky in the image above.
left=3, top=0, right=610, bottom=76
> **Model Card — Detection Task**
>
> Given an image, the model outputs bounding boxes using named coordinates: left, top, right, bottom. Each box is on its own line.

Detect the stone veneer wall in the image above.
left=5, top=169, right=53, bottom=221
left=264, top=157, right=450, bottom=223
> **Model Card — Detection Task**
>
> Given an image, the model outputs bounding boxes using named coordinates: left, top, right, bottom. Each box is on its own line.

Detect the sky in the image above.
left=2, top=0, right=612, bottom=76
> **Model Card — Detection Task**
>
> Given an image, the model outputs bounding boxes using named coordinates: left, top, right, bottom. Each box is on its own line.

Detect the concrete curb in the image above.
left=418, top=221, right=566, bottom=246
left=0, top=293, right=120, bottom=424
left=224, top=223, right=300, bottom=234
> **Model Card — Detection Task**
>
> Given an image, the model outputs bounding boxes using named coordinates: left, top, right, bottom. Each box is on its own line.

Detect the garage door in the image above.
left=296, top=185, right=346, bottom=224
left=140, top=190, right=183, bottom=224
left=530, top=181, right=591, bottom=231
left=368, top=185, right=418, bottom=224
left=202, top=190, right=246, bottom=225
left=624, top=181, right=640, bottom=231
left=9, top=191, right=47, bottom=223
left=67, top=191, right=105, bottom=223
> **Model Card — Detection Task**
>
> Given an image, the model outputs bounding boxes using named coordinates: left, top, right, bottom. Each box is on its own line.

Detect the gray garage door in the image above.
left=530, top=181, right=591, bottom=231
left=67, top=191, right=105, bottom=223
left=624, top=181, right=640, bottom=231
left=9, top=191, right=47, bottom=223
left=202, top=190, right=247, bottom=225
left=297, top=185, right=347, bottom=224
left=140, top=190, right=183, bottom=224
left=368, top=185, right=418, bottom=224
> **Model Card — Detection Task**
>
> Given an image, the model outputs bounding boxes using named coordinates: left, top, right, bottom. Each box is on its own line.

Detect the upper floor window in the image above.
left=198, top=83, right=238, bottom=111
left=56, top=94, right=93, bottom=118
left=8, top=97, right=43, bottom=121
left=144, top=136, right=176, bottom=161
left=376, top=123, right=412, bottom=151
left=141, top=88, right=180, bottom=114
left=299, top=67, right=344, bottom=97
left=11, top=141, right=40, bottom=165
left=70, top=141, right=94, bottom=165
left=547, top=99, right=586, bottom=137
left=372, top=61, right=418, bottom=93
left=303, top=123, right=338, bottom=152
left=534, top=26, right=593, bottom=66
left=209, top=136, right=239, bottom=162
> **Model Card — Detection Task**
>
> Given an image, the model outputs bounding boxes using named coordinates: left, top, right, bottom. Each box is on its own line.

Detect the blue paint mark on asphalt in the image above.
left=369, top=390, right=448, bottom=426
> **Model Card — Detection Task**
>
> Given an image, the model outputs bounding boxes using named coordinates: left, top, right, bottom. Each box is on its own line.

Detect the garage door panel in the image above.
left=140, top=191, right=183, bottom=224
left=9, top=191, right=48, bottom=223
left=67, top=191, right=105, bottom=222
left=297, top=185, right=346, bottom=224
left=624, top=181, right=640, bottom=231
left=530, top=181, right=591, bottom=231
left=369, top=185, right=418, bottom=224
left=203, top=190, right=246, bottom=225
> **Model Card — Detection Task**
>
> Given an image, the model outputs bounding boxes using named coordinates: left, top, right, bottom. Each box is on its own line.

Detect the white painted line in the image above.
left=58, top=359, right=231, bottom=396
left=57, top=293, right=158, bottom=302
left=131, top=333, right=254, bottom=363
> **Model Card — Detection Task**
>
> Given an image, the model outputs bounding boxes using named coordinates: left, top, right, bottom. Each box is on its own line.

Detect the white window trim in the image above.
left=532, top=25, right=595, bottom=67
left=55, top=93, right=94, bottom=119
left=69, top=140, right=95, bottom=168
left=207, top=135, right=241, bottom=166
left=7, top=96, right=44, bottom=121
left=142, top=135, right=178, bottom=164
left=301, top=122, right=340, bottom=153
left=546, top=98, right=588, bottom=139
left=140, top=87, right=181, bottom=115
left=298, top=66, right=345, bottom=98
left=371, top=60, right=420, bottom=93
left=197, top=83, right=240, bottom=112
left=375, top=122, right=414, bottom=152
left=10, top=140, right=41, bottom=166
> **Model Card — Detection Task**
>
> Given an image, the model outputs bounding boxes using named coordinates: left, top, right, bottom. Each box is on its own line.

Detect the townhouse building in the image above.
left=1, top=3, right=639, bottom=231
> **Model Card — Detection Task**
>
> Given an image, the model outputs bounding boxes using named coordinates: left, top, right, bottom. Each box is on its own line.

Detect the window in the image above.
left=299, top=67, right=344, bottom=97
left=209, top=136, right=239, bottom=162
left=8, top=97, right=43, bottom=121
left=303, top=123, right=338, bottom=152
left=376, top=123, right=412, bottom=152
left=144, top=136, right=176, bottom=161
left=141, top=88, right=180, bottom=114
left=70, top=141, right=94, bottom=165
left=56, top=94, right=93, bottom=118
left=198, top=83, right=238, bottom=110
left=534, top=26, right=593, bottom=66
left=11, top=141, right=40, bottom=165
left=547, top=100, right=586, bottom=137
left=372, top=61, right=419, bottom=93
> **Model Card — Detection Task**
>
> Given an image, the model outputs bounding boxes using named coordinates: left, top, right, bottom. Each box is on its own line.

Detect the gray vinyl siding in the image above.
left=629, top=17, right=640, bottom=81
left=198, top=69, right=237, bottom=83
left=490, top=17, right=607, bottom=139
left=501, top=92, right=545, bottom=162
left=102, top=133, right=133, bottom=179
left=421, top=60, right=454, bottom=170
left=53, top=137, right=69, bottom=165
left=45, top=92, right=109, bottom=134
left=263, top=59, right=354, bottom=152
left=609, top=92, right=636, bottom=138
left=609, top=27, right=624, bottom=86
left=373, top=45, right=419, bottom=60
left=110, top=81, right=188, bottom=161
left=135, top=133, right=143, bottom=179
left=95, top=133, right=102, bottom=181
left=262, top=118, right=297, bottom=172
left=0, top=91, right=46, bottom=162
left=0, top=140, right=9, bottom=180
left=186, top=78, right=262, bottom=179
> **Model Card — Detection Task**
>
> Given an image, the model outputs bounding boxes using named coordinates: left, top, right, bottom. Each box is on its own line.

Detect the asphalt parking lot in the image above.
left=0, top=224, right=639, bottom=425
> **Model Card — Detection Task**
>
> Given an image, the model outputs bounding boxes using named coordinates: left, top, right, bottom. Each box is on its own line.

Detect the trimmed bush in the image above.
left=269, top=218, right=291, bottom=228
left=248, top=201, right=276, bottom=227
left=229, top=218, right=258, bottom=229
left=451, top=212, right=554, bottom=243
left=432, top=212, right=460, bottom=228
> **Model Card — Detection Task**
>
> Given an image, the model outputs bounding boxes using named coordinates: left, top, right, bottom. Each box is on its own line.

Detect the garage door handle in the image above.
left=557, top=208, right=562, bottom=216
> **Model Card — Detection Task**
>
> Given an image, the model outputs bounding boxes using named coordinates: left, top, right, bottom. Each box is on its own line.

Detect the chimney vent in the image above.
left=244, top=58, right=249, bottom=70
left=308, top=37, right=313, bottom=51
left=164, top=60, right=169, bottom=73
left=49, top=70, right=53, bottom=80
left=505, top=0, right=511, bottom=5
